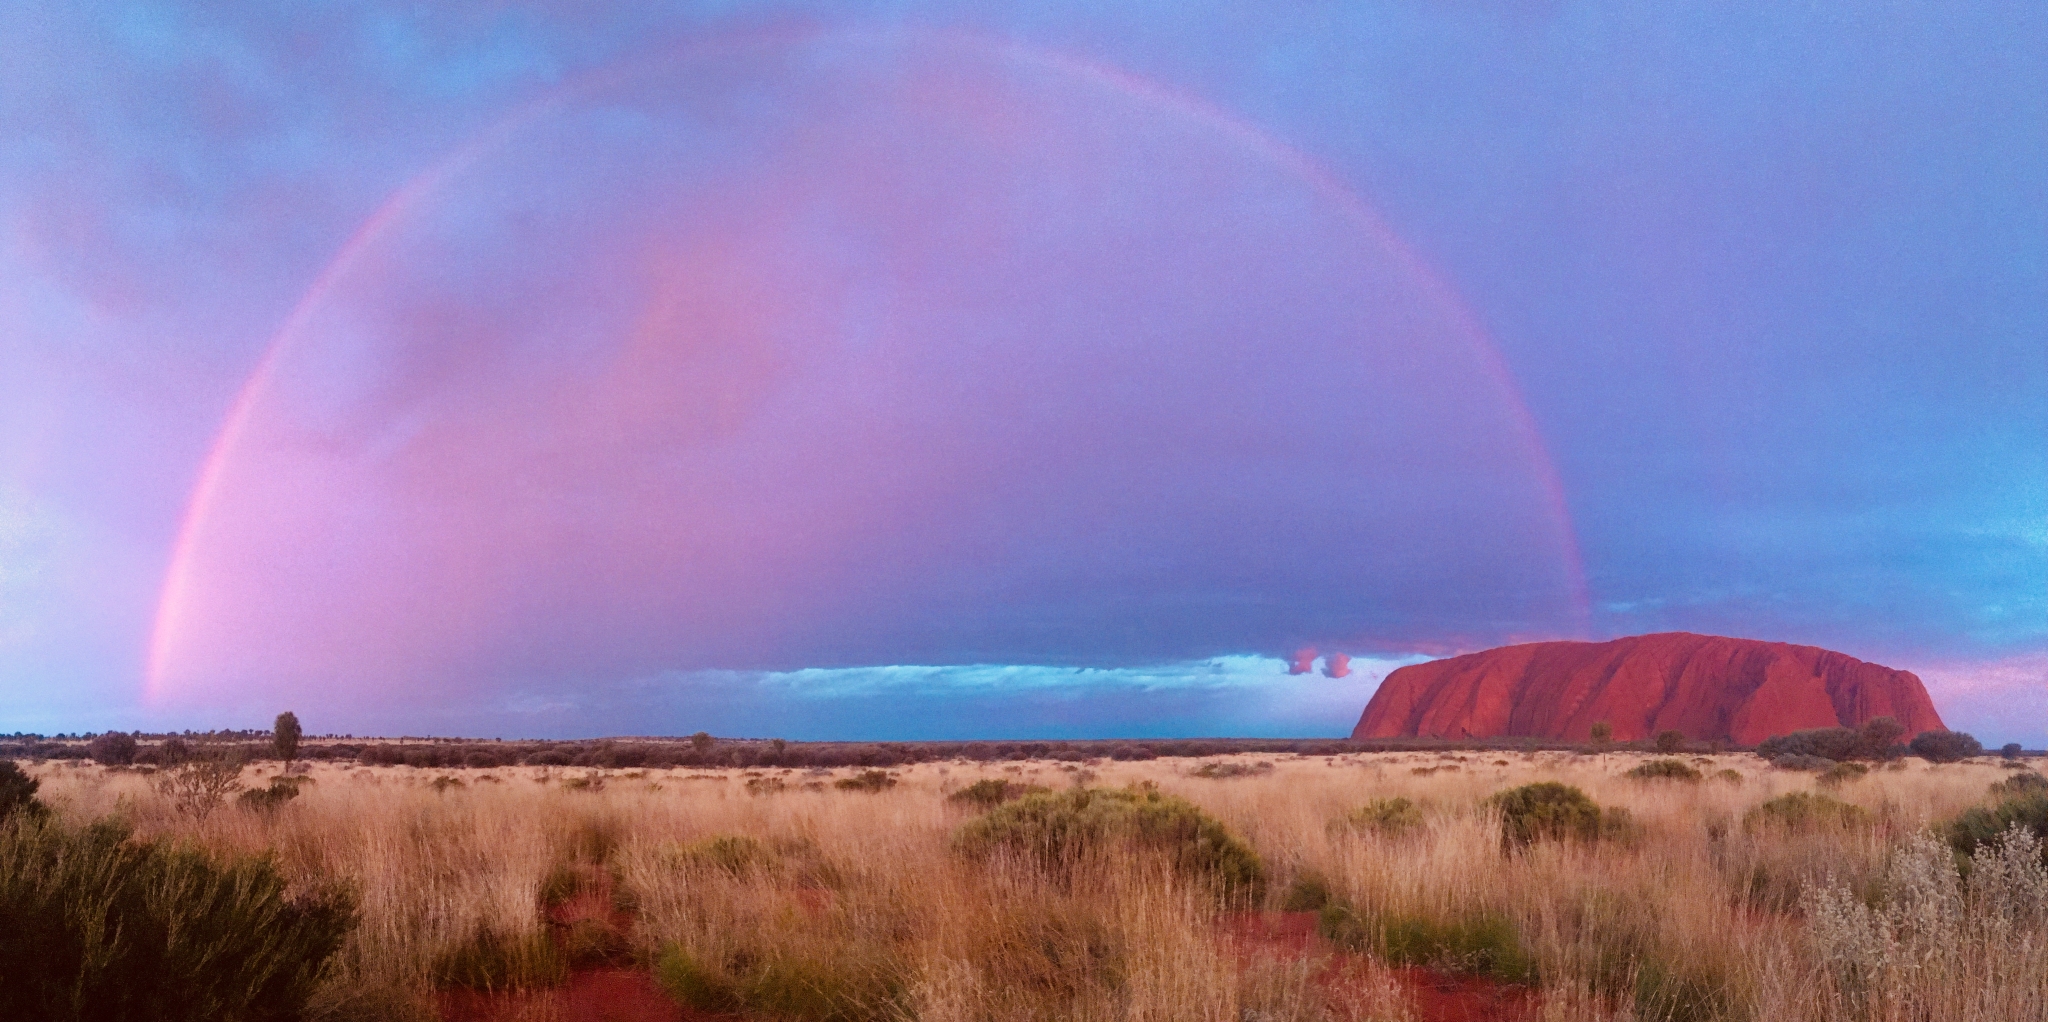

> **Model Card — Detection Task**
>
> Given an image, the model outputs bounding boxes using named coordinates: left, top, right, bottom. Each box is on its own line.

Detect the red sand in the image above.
left=442, top=892, right=1533, bottom=1021
left=436, top=968, right=699, bottom=1022
left=1224, top=911, right=1541, bottom=1022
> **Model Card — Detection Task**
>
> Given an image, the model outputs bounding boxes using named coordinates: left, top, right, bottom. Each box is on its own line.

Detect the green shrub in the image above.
left=0, top=815, right=355, bottom=1021
left=954, top=785, right=1266, bottom=900
left=538, top=861, right=584, bottom=907
left=1318, top=902, right=1533, bottom=983
left=1817, top=762, right=1869, bottom=787
left=561, top=917, right=633, bottom=968
left=1488, top=782, right=1625, bottom=846
left=1993, top=772, right=2048, bottom=796
left=947, top=778, right=1048, bottom=808
left=1626, top=759, right=1703, bottom=782
left=654, top=942, right=739, bottom=1012
left=668, top=834, right=774, bottom=874
left=433, top=926, right=567, bottom=991
left=1742, top=792, right=1869, bottom=833
left=1714, top=769, right=1744, bottom=785
left=1755, top=718, right=1906, bottom=763
left=654, top=940, right=906, bottom=1021
left=1654, top=730, right=1686, bottom=754
left=0, top=761, right=46, bottom=821
left=236, top=778, right=302, bottom=813
left=1910, top=729, right=1983, bottom=763
left=1943, top=792, right=2048, bottom=861
left=1770, top=754, right=1836, bottom=772
left=1191, top=760, right=1273, bottom=779
left=1279, top=869, right=1334, bottom=912
left=739, top=954, right=907, bottom=1022
left=1633, top=955, right=1732, bottom=1022
left=1335, top=797, right=1425, bottom=838
left=835, top=770, right=897, bottom=792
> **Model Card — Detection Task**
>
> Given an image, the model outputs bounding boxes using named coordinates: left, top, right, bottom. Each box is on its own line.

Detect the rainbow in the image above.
left=146, top=26, right=1589, bottom=700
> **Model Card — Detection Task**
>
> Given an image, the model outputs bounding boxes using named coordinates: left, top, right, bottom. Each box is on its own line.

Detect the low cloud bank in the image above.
left=403, top=653, right=1433, bottom=741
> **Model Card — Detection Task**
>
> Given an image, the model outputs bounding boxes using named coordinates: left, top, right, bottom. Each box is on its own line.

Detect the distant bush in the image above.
left=1770, top=754, right=1837, bottom=772
left=1714, top=769, right=1744, bottom=785
left=1910, top=729, right=1984, bottom=763
left=1318, top=902, right=1533, bottom=983
left=1489, top=782, right=1630, bottom=847
left=1755, top=717, right=1906, bottom=763
left=835, top=770, right=897, bottom=792
left=526, top=750, right=573, bottom=767
left=947, top=778, right=1048, bottom=808
left=1943, top=792, right=2048, bottom=861
left=1626, top=759, right=1703, bottom=782
left=0, top=816, right=355, bottom=1021
left=1743, top=792, right=1869, bottom=834
left=1654, top=730, right=1686, bottom=754
left=2002, top=743, right=2025, bottom=760
left=1336, top=796, right=1426, bottom=838
left=955, top=785, right=1266, bottom=901
left=1190, top=760, right=1273, bottom=779
left=1817, top=762, right=1869, bottom=787
left=87, top=732, right=138, bottom=766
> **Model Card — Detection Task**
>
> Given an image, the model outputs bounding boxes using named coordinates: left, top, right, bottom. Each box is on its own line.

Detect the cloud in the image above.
left=1322, top=651, right=1351, bottom=678
left=1913, top=653, right=2048, bottom=748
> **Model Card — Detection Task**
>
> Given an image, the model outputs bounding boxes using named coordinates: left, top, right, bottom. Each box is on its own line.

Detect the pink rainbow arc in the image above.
left=145, top=27, right=1590, bottom=701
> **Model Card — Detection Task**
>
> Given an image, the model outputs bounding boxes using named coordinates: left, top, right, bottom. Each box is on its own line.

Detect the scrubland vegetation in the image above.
left=9, top=749, right=2048, bottom=1020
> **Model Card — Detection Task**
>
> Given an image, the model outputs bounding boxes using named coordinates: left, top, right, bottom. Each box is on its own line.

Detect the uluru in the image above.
left=1351, top=632, right=1945, bottom=746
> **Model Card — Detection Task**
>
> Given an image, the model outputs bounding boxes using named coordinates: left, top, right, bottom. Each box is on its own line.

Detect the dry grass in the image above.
left=23, top=751, right=2048, bottom=1021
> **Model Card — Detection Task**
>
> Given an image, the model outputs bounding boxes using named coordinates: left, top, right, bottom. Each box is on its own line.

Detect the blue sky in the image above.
left=1, top=0, right=2041, bottom=741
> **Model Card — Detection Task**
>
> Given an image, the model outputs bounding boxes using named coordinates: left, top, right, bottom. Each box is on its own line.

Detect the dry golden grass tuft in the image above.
left=23, top=752, right=2048, bottom=1021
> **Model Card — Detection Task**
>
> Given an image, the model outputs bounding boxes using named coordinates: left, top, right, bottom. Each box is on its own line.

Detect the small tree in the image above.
left=1655, top=730, right=1686, bottom=754
left=2002, top=743, right=2024, bottom=760
left=87, top=732, right=138, bottom=766
left=1589, top=721, right=1612, bottom=750
left=690, top=732, right=714, bottom=754
left=155, top=747, right=246, bottom=820
left=274, top=711, right=303, bottom=769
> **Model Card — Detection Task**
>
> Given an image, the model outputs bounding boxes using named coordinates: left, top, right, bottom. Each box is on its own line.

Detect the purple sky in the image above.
left=2, top=1, right=2042, bottom=742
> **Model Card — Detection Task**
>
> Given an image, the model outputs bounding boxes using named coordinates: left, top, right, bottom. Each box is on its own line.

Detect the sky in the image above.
left=1, top=0, right=2042, bottom=742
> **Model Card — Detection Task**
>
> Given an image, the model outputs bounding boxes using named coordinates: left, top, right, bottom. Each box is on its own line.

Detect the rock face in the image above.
left=1351, top=632, right=1945, bottom=746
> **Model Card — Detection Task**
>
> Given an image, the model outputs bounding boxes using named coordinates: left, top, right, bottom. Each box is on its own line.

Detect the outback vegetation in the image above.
left=9, top=731, right=2047, bottom=1022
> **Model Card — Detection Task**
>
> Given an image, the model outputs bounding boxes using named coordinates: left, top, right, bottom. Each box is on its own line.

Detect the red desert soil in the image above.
left=436, top=871, right=705, bottom=1022
left=1353, top=631, right=1944, bottom=745
left=1223, top=911, right=1541, bottom=1022
left=436, top=968, right=694, bottom=1022
left=439, top=906, right=1534, bottom=1022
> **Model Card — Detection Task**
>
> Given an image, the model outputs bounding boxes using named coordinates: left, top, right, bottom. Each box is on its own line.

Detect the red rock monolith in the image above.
left=1351, top=632, right=1944, bottom=746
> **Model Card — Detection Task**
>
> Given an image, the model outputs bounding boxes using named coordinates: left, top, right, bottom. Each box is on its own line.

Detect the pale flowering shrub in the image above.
left=1803, top=827, right=2048, bottom=1020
